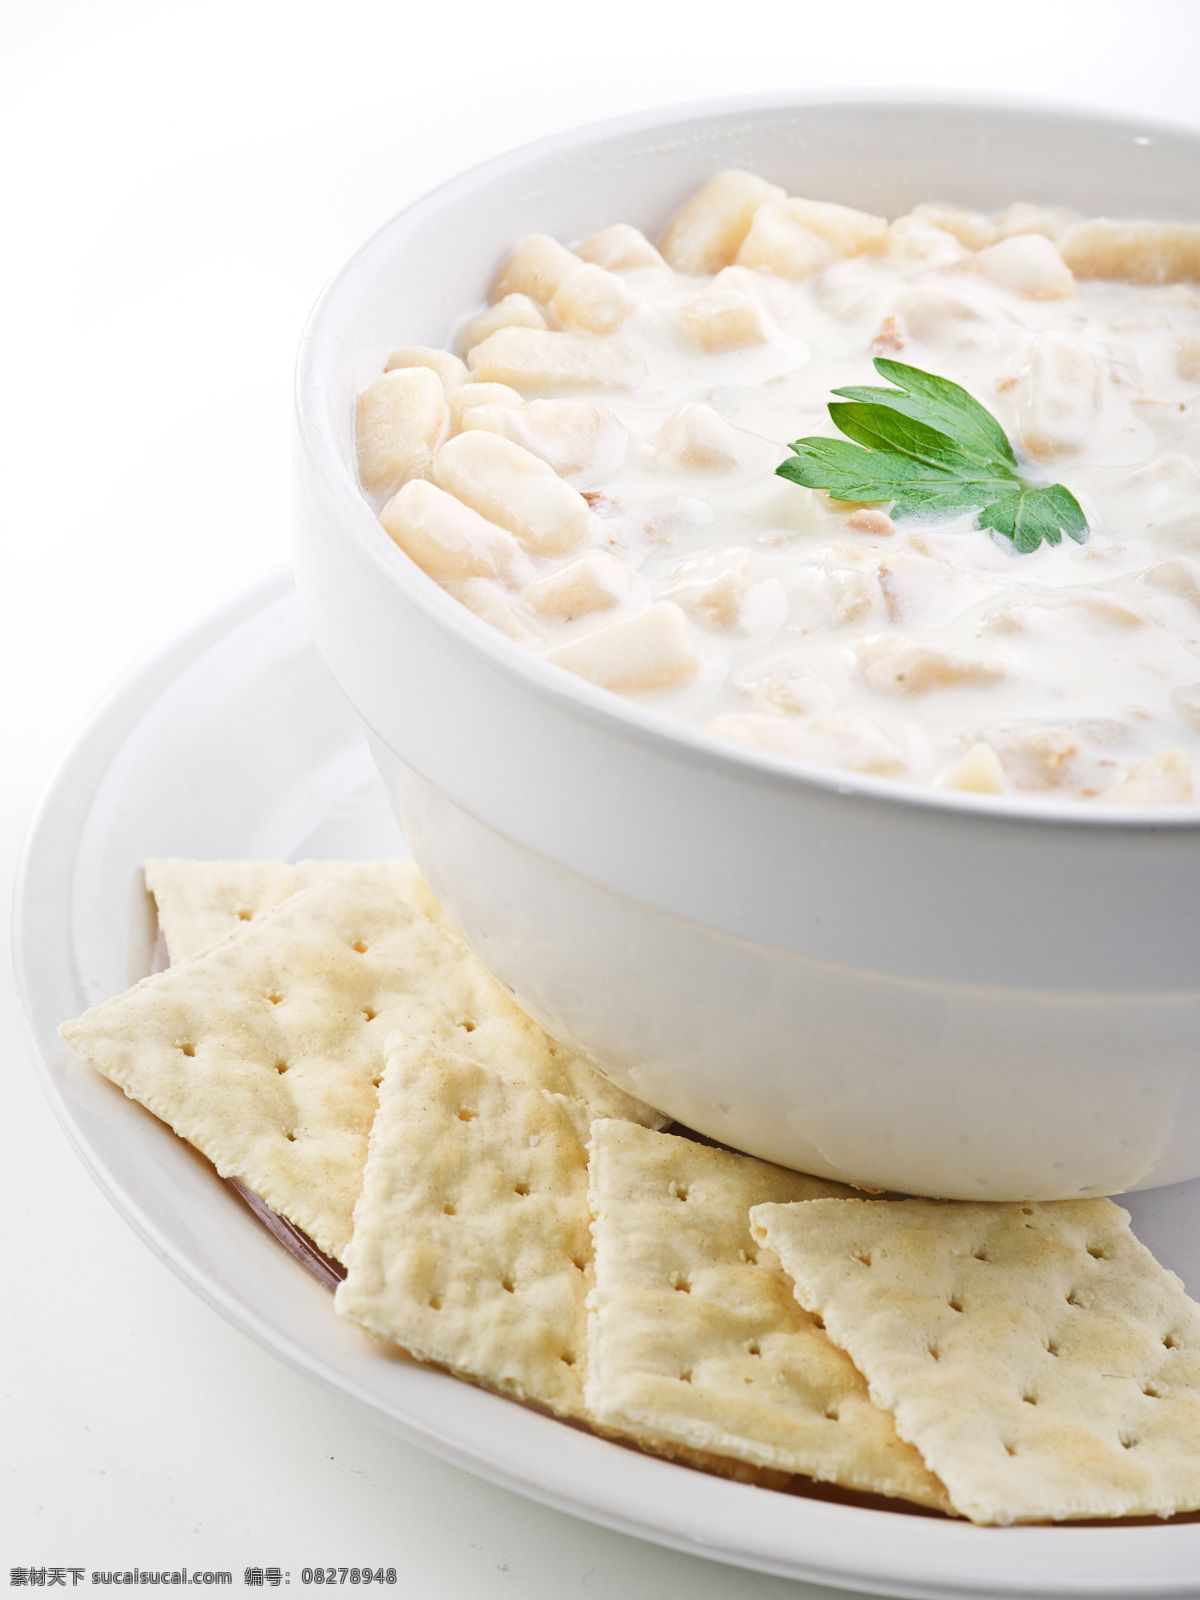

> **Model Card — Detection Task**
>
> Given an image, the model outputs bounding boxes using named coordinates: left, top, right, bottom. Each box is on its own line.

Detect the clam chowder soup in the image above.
left=356, top=172, right=1200, bottom=803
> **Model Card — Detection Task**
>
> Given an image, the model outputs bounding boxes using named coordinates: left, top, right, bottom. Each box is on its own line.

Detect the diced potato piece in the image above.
left=385, top=345, right=469, bottom=393
left=885, top=216, right=970, bottom=267
left=442, top=577, right=541, bottom=645
left=467, top=327, right=645, bottom=391
left=462, top=398, right=628, bottom=479
left=459, top=295, right=547, bottom=355
left=490, top=234, right=581, bottom=305
left=574, top=224, right=666, bottom=272
left=675, top=289, right=765, bottom=351
left=653, top=403, right=778, bottom=476
left=936, top=741, right=1005, bottom=794
left=446, top=382, right=523, bottom=432
left=658, top=170, right=785, bottom=275
left=1061, top=219, right=1200, bottom=284
left=908, top=203, right=996, bottom=250
left=1146, top=555, right=1200, bottom=612
left=544, top=602, right=699, bottom=692
left=743, top=666, right=836, bottom=717
left=551, top=264, right=635, bottom=334
left=1100, top=748, right=1193, bottom=804
left=378, top=478, right=524, bottom=584
left=708, top=712, right=907, bottom=777
left=1013, top=332, right=1102, bottom=462
left=661, top=546, right=760, bottom=630
left=432, top=430, right=588, bottom=557
left=1178, top=333, right=1200, bottom=382
left=356, top=366, right=446, bottom=494
left=525, top=550, right=632, bottom=619
left=891, top=287, right=997, bottom=351
left=856, top=634, right=1003, bottom=695
left=1171, top=684, right=1200, bottom=731
left=974, top=234, right=1077, bottom=300
left=993, top=202, right=1081, bottom=243
left=1117, top=453, right=1200, bottom=550
left=737, top=197, right=887, bottom=280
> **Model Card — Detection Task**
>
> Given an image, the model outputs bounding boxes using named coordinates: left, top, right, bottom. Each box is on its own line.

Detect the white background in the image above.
left=4, top=2, right=1200, bottom=1594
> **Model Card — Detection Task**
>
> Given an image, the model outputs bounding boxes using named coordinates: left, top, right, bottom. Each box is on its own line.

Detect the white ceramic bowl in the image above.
left=294, top=93, right=1200, bottom=1201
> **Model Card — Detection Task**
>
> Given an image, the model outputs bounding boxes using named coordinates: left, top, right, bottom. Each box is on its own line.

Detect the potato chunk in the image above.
left=856, top=634, right=1003, bottom=696
left=432, top=430, right=588, bottom=557
left=525, top=550, right=632, bottom=618
left=491, top=234, right=580, bottom=304
left=467, top=327, right=645, bottom=391
left=708, top=712, right=907, bottom=777
left=462, top=398, right=628, bottom=479
left=378, top=478, right=524, bottom=584
left=459, top=295, right=547, bottom=355
left=551, top=264, right=635, bottom=334
left=446, top=382, right=523, bottom=432
left=908, top=203, right=996, bottom=251
left=993, top=202, right=1081, bottom=243
left=385, top=345, right=469, bottom=392
left=544, top=603, right=699, bottom=691
left=658, top=170, right=785, bottom=275
left=1013, top=332, right=1102, bottom=462
left=1061, top=218, right=1200, bottom=284
left=737, top=197, right=887, bottom=280
left=936, top=741, right=1005, bottom=794
left=356, top=366, right=446, bottom=494
left=442, top=577, right=541, bottom=645
left=675, top=288, right=765, bottom=351
left=574, top=224, right=666, bottom=272
left=653, top=403, right=778, bottom=476
left=1100, top=748, right=1193, bottom=804
left=1145, top=555, right=1200, bottom=612
left=974, top=234, right=1077, bottom=301
left=661, top=546, right=761, bottom=630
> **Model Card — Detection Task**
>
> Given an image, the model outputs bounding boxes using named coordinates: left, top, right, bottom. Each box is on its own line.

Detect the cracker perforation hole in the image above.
left=1003, top=1442, right=1019, bottom=1457
left=928, top=1345, right=941, bottom=1362
left=671, top=1275, right=691, bottom=1294
left=824, top=1405, right=840, bottom=1422
left=1143, top=1385, right=1162, bottom=1399
left=351, top=940, right=368, bottom=953
left=560, top=1352, right=576, bottom=1367
left=1120, top=1434, right=1140, bottom=1450
left=852, top=1250, right=872, bottom=1267
left=1163, top=1333, right=1180, bottom=1350
left=236, top=909, right=252, bottom=921
left=274, top=1061, right=288, bottom=1075
left=679, top=1369, right=692, bottom=1384
left=1044, top=1339, right=1061, bottom=1358
left=811, top=1313, right=825, bottom=1329
left=1086, top=1244, right=1108, bottom=1260
left=370, top=1073, right=382, bottom=1088
left=456, top=1018, right=477, bottom=1033
left=971, top=1248, right=989, bottom=1262
left=571, top=1257, right=586, bottom=1272
left=179, top=1044, right=196, bottom=1057
left=669, top=1182, right=689, bottom=1201
left=428, top=1295, right=442, bottom=1310
left=362, top=1007, right=378, bottom=1022
left=1022, top=1392, right=1038, bottom=1406
left=442, top=1203, right=457, bottom=1217
left=513, top=1180, right=530, bottom=1197
left=285, top=1131, right=297, bottom=1143
left=948, top=1296, right=964, bottom=1313
left=268, top=992, right=283, bottom=1005
left=1066, top=1289, right=1084, bottom=1307
left=501, top=1277, right=515, bottom=1294
left=746, top=1341, right=761, bottom=1357
left=457, top=1108, right=475, bottom=1122
left=1020, top=1207, right=1034, bottom=1215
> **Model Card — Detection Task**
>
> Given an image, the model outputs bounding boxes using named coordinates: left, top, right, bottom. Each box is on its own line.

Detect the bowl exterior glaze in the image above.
left=295, top=95, right=1200, bottom=1199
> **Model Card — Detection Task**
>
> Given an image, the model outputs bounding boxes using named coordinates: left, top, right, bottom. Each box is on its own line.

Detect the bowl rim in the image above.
left=294, top=86, right=1200, bottom=834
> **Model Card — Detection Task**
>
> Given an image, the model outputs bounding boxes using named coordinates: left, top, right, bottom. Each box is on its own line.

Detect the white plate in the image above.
left=15, top=572, right=1200, bottom=1600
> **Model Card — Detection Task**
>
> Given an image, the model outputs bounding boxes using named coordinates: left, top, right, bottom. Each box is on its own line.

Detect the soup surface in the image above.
left=356, top=173, right=1200, bottom=804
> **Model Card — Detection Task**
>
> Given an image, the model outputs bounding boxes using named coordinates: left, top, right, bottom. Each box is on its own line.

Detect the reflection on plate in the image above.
left=16, top=571, right=1200, bottom=1599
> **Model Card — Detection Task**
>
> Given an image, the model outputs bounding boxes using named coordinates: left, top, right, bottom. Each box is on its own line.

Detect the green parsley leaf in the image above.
left=776, top=358, right=1087, bottom=552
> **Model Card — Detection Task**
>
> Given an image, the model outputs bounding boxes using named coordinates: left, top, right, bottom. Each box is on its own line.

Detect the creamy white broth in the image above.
left=356, top=181, right=1200, bottom=804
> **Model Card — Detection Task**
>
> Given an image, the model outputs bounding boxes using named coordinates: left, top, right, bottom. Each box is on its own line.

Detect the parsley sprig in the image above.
left=776, top=358, right=1087, bottom=554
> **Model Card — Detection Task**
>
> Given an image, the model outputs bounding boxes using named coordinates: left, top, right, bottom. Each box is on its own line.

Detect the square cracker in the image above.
left=586, top=1120, right=952, bottom=1511
left=144, top=856, right=443, bottom=963
left=751, top=1197, right=1200, bottom=1525
left=62, top=862, right=660, bottom=1261
left=335, top=1037, right=594, bottom=1417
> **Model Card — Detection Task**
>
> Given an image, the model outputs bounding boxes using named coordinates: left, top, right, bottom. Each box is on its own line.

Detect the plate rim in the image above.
left=14, top=573, right=1200, bottom=1600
